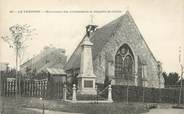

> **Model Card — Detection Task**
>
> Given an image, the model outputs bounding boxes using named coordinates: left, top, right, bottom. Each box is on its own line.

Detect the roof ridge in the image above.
left=100, top=13, right=126, bottom=29
left=90, top=16, right=124, bottom=59
left=125, top=11, right=158, bottom=63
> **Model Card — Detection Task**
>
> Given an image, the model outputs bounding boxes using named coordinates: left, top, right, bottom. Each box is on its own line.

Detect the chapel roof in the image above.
left=46, top=68, right=66, bottom=75
left=64, top=10, right=157, bottom=71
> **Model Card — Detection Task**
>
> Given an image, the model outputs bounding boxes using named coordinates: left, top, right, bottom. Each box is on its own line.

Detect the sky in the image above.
left=0, top=0, right=184, bottom=73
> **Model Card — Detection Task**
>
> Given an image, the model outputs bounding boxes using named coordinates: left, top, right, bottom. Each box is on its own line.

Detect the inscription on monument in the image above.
left=84, top=80, right=93, bottom=88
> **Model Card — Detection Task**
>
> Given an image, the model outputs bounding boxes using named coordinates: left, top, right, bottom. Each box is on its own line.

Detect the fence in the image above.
left=1, top=77, right=64, bottom=99
left=97, top=84, right=184, bottom=104
left=1, top=77, right=183, bottom=103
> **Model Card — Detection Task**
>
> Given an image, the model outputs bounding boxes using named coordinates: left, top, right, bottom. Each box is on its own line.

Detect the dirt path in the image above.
left=26, top=108, right=82, bottom=114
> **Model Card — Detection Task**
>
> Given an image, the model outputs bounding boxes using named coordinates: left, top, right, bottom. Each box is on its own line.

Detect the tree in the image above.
left=162, top=72, right=168, bottom=87
left=168, top=72, right=179, bottom=86
left=162, top=72, right=180, bottom=88
left=1, top=24, right=36, bottom=97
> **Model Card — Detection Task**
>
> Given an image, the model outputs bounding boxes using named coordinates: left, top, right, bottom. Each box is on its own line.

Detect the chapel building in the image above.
left=64, top=11, right=164, bottom=88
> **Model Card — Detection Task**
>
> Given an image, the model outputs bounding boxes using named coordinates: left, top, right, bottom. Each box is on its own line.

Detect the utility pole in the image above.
left=142, top=62, right=147, bottom=104
left=0, top=64, right=2, bottom=113
left=0, top=64, right=1, bottom=96
left=16, top=45, right=19, bottom=99
left=178, top=46, right=183, bottom=105
left=157, top=61, right=162, bottom=104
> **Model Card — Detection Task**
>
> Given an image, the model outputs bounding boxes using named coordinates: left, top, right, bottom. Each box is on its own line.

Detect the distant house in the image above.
left=0, top=62, right=9, bottom=72
left=46, top=68, right=66, bottom=83
left=20, top=46, right=67, bottom=76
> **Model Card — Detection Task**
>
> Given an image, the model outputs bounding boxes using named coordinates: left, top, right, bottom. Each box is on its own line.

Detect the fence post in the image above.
left=108, top=84, right=113, bottom=102
left=4, top=79, right=6, bottom=96
left=63, top=84, right=67, bottom=101
left=72, top=84, right=77, bottom=102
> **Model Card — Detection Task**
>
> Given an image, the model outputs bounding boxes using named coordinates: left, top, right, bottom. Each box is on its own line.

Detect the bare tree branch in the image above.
left=1, top=24, right=37, bottom=98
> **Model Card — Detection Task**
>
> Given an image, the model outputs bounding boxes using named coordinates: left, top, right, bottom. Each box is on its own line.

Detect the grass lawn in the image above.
left=0, top=97, right=42, bottom=114
left=0, top=97, right=148, bottom=114
left=25, top=102, right=147, bottom=114
left=1, top=107, right=42, bottom=114
left=58, top=103, right=147, bottom=114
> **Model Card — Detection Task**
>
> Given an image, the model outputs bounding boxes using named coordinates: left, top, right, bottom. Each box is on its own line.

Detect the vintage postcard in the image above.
left=0, top=0, right=184, bottom=114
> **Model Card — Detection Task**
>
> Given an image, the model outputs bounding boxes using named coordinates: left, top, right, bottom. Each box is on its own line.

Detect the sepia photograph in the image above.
left=0, top=0, right=184, bottom=114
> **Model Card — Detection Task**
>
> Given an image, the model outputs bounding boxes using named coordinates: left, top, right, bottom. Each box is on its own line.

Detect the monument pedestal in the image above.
left=77, top=74, right=97, bottom=95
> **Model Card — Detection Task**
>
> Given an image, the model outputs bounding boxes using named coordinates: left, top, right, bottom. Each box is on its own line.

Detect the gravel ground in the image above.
left=143, top=108, right=184, bottom=114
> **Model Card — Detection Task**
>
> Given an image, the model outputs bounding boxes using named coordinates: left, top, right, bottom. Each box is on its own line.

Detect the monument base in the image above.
left=77, top=88, right=97, bottom=95
left=77, top=74, right=97, bottom=95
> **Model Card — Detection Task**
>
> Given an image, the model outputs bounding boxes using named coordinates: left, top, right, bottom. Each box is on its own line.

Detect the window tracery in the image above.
left=115, top=44, right=134, bottom=81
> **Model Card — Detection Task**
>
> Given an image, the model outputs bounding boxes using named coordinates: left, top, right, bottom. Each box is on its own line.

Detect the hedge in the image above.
left=97, top=84, right=184, bottom=104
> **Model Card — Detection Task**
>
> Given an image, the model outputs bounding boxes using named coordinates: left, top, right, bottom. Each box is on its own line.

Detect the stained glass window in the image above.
left=115, top=44, right=134, bottom=81
left=115, top=54, right=123, bottom=78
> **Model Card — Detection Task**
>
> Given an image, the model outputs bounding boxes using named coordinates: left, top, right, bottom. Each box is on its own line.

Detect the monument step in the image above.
left=76, top=94, right=106, bottom=100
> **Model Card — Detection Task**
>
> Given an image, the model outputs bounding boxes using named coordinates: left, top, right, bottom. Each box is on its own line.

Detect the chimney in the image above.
left=86, top=25, right=98, bottom=37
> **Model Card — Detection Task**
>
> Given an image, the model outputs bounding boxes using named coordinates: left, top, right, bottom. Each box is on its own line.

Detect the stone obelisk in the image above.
left=77, top=25, right=97, bottom=95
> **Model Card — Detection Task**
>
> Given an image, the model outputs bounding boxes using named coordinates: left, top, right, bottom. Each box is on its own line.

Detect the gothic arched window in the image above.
left=115, top=44, right=134, bottom=81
